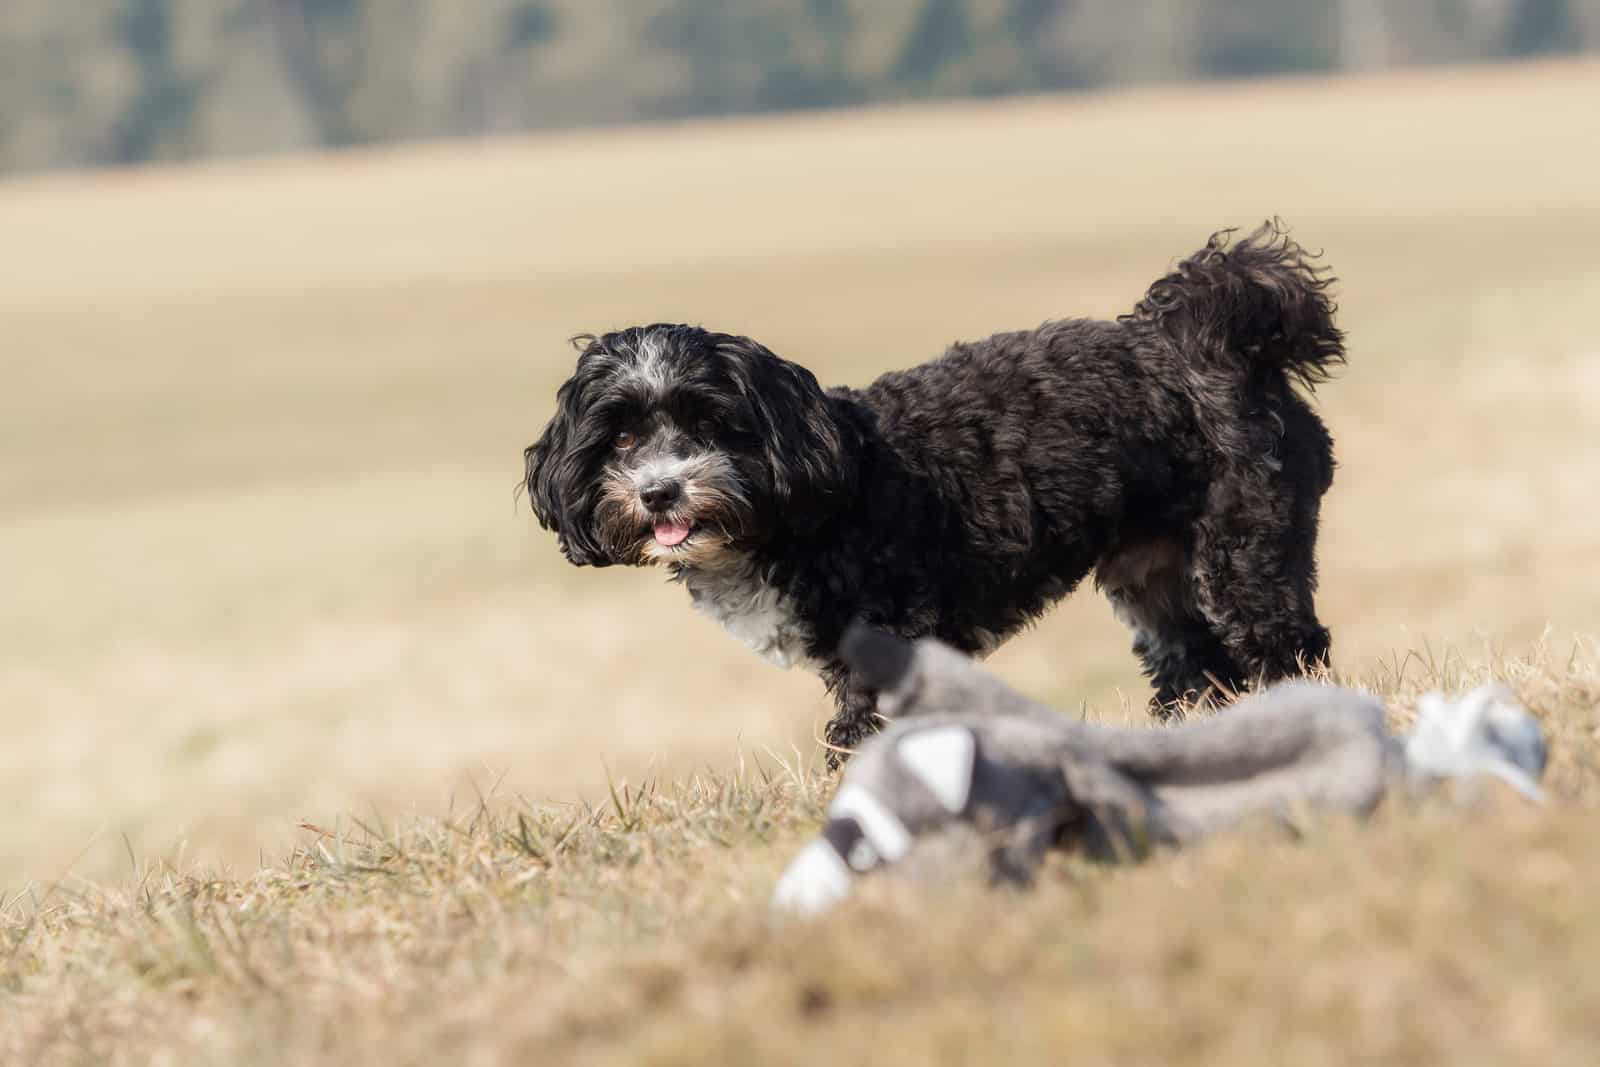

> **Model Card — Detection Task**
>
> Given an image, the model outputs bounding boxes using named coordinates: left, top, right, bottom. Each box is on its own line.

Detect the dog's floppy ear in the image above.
left=717, top=336, right=857, bottom=534
left=524, top=338, right=612, bottom=567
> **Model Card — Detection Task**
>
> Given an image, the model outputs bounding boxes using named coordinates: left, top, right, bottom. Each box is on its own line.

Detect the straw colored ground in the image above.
left=2, top=58, right=1599, bottom=1064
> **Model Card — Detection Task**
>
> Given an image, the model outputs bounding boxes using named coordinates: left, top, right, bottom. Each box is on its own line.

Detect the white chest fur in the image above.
left=680, top=562, right=816, bottom=671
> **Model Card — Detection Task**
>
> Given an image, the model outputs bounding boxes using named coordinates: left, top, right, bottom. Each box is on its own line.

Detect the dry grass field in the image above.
left=3, top=59, right=1600, bottom=1064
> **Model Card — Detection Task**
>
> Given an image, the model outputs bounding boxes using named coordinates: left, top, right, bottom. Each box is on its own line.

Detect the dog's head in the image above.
left=524, top=324, right=856, bottom=568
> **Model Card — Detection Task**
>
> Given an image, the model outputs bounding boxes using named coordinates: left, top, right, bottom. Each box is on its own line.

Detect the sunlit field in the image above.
left=3, top=59, right=1599, bottom=1065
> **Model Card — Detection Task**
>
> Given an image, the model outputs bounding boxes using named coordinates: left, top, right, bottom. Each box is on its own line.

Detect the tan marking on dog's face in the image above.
left=597, top=455, right=752, bottom=568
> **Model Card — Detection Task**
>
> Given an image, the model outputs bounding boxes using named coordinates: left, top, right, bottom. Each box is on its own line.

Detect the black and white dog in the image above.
left=525, top=223, right=1345, bottom=762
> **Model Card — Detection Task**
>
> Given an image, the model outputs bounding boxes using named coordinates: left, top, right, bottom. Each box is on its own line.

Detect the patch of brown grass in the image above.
left=4, top=645, right=1597, bottom=1066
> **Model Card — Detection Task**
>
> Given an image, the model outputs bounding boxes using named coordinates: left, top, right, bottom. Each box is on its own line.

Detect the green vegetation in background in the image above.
left=0, top=0, right=1594, bottom=175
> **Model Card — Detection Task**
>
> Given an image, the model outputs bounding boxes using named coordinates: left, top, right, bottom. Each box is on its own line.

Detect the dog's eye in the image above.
left=613, top=430, right=638, bottom=451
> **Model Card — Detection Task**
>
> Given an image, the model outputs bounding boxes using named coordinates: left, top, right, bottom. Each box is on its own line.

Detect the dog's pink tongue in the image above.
left=653, top=520, right=692, bottom=547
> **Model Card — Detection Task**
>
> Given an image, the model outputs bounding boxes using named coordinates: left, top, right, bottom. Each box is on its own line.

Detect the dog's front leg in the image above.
left=820, top=668, right=882, bottom=769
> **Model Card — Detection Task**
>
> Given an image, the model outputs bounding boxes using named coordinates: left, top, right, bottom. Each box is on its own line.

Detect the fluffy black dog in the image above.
left=525, top=222, right=1344, bottom=763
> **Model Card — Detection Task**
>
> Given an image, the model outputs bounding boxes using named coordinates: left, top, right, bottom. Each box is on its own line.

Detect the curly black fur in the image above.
left=525, top=222, right=1344, bottom=765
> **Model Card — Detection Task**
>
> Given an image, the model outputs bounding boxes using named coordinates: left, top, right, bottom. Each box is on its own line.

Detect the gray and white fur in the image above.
left=771, top=627, right=1548, bottom=920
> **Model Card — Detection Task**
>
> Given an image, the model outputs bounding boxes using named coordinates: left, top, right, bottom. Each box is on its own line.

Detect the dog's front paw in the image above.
left=823, top=716, right=876, bottom=770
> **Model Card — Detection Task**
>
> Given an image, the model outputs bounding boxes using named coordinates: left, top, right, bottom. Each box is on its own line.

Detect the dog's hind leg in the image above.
left=1104, top=580, right=1245, bottom=714
left=1190, top=471, right=1331, bottom=687
left=1098, top=538, right=1246, bottom=713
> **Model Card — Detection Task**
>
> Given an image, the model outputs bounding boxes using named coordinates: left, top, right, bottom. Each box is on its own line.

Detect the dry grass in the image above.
left=2, top=58, right=1599, bottom=1063
left=5, top=645, right=1599, bottom=1066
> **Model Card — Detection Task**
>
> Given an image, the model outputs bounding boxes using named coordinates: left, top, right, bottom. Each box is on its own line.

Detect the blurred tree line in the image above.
left=1, top=0, right=1594, bottom=174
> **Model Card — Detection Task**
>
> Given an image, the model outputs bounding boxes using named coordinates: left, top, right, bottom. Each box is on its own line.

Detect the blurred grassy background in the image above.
left=2, top=59, right=1598, bottom=888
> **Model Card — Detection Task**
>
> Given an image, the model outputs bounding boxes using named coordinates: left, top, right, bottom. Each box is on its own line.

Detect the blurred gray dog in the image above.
left=771, top=626, right=1548, bottom=919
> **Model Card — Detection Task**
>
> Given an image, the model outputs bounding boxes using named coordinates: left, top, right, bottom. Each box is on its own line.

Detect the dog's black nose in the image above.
left=640, top=479, right=682, bottom=513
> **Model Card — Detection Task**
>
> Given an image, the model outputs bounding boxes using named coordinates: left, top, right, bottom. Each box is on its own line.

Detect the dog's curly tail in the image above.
left=1122, top=220, right=1345, bottom=392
